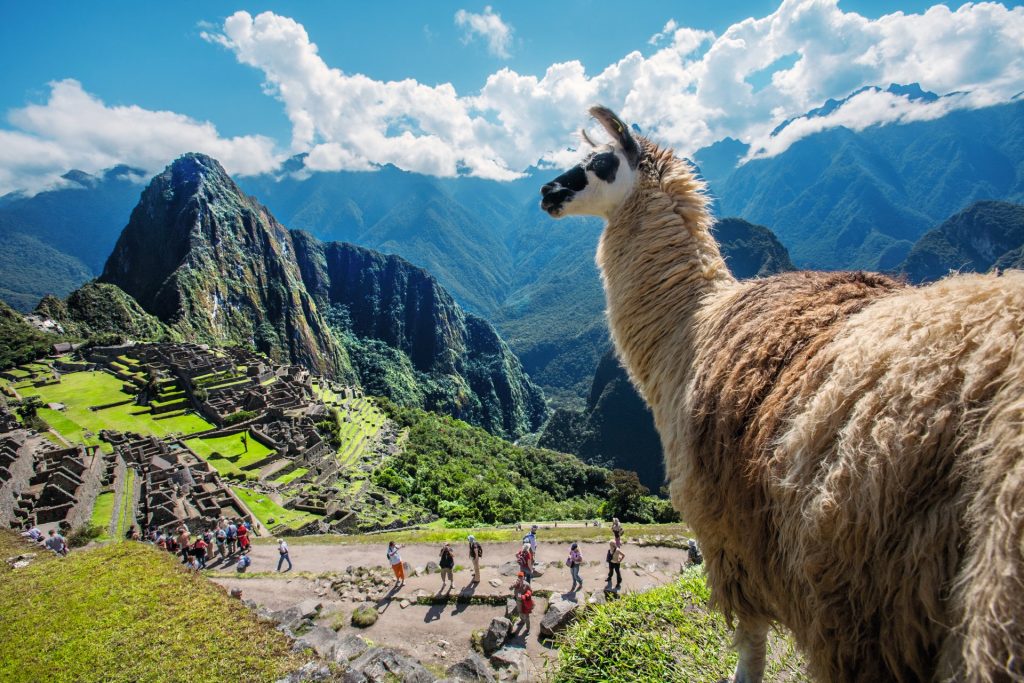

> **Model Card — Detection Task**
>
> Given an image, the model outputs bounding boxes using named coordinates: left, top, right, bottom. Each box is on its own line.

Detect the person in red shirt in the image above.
left=192, top=537, right=208, bottom=569
left=236, top=522, right=251, bottom=554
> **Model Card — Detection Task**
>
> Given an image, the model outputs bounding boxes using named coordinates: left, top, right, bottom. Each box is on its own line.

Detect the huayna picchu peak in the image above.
left=72, top=153, right=546, bottom=439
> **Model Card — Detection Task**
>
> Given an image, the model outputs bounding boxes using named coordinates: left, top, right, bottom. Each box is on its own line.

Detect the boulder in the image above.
left=425, top=561, right=440, bottom=574
left=539, top=600, right=579, bottom=638
left=446, top=653, right=495, bottom=682
left=276, top=661, right=335, bottom=682
left=351, top=603, right=379, bottom=628
left=292, top=626, right=341, bottom=659
left=480, top=617, right=511, bottom=656
left=530, top=562, right=545, bottom=578
left=350, top=647, right=435, bottom=682
left=503, top=599, right=517, bottom=620
left=488, top=579, right=502, bottom=588
left=489, top=648, right=529, bottom=682
left=296, top=599, right=324, bottom=619
left=334, top=634, right=370, bottom=662
left=271, top=605, right=306, bottom=630
left=498, top=562, right=521, bottom=577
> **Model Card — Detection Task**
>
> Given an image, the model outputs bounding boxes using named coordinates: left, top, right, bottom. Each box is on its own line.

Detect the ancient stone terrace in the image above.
left=3, top=442, right=105, bottom=530
left=114, top=435, right=253, bottom=532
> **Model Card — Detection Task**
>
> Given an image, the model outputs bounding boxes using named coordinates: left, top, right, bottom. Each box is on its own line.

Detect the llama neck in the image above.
left=596, top=160, right=736, bottom=407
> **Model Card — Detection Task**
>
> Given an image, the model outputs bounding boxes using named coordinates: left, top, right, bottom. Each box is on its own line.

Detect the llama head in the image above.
left=540, top=106, right=641, bottom=219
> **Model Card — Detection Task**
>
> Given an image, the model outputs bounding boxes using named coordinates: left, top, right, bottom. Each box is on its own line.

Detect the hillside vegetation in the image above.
left=556, top=568, right=809, bottom=683
left=0, top=536, right=300, bottom=683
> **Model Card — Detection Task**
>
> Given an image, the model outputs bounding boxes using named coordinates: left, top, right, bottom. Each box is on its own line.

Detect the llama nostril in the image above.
left=541, top=183, right=556, bottom=197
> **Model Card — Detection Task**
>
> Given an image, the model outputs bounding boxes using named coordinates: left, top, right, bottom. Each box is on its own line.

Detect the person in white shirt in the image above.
left=277, top=538, right=292, bottom=572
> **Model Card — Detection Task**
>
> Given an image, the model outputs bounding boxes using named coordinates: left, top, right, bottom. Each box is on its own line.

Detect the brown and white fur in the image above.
left=541, top=106, right=1024, bottom=683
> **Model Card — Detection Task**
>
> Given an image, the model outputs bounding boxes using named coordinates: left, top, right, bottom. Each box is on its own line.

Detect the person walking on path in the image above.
left=687, top=538, right=703, bottom=566
left=516, top=542, right=534, bottom=582
left=226, top=520, right=238, bottom=555
left=523, top=525, right=538, bottom=558
left=176, top=526, right=191, bottom=565
left=467, top=535, right=483, bottom=583
left=439, top=542, right=455, bottom=590
left=567, top=542, right=584, bottom=592
left=606, top=540, right=624, bottom=590
left=387, top=541, right=405, bottom=585
left=236, top=522, right=251, bottom=554
left=514, top=586, right=535, bottom=637
left=510, top=572, right=529, bottom=623
left=611, top=518, right=623, bottom=547
left=277, top=538, right=292, bottom=572
left=215, top=526, right=227, bottom=560
left=192, top=536, right=208, bottom=569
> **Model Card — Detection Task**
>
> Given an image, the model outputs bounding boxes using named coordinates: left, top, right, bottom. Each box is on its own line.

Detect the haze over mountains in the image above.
left=3, top=86, right=1024, bottom=411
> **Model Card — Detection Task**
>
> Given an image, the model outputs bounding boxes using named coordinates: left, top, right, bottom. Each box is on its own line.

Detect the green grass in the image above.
left=15, top=371, right=213, bottom=451
left=273, top=467, right=308, bottom=485
left=0, top=537, right=300, bottom=682
left=555, top=567, right=809, bottom=683
left=184, top=432, right=274, bottom=477
left=231, top=486, right=319, bottom=530
left=89, top=492, right=116, bottom=541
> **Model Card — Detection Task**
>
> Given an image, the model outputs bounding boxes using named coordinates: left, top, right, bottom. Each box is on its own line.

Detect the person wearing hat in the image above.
left=510, top=571, right=529, bottom=622
left=467, top=535, right=483, bottom=583
left=439, top=541, right=455, bottom=590
left=523, top=525, right=538, bottom=557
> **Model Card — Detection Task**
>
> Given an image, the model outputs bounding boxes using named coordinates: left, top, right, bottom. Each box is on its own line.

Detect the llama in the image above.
left=540, top=106, right=1024, bottom=683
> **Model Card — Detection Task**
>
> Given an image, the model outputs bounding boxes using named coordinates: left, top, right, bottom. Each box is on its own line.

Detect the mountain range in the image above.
left=3, top=85, right=1024, bottom=408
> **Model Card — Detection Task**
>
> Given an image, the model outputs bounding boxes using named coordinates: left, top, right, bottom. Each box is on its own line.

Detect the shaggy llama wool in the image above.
left=540, top=106, right=1024, bottom=683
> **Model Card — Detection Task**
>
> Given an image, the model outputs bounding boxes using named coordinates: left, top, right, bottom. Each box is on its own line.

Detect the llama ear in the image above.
left=589, top=105, right=641, bottom=169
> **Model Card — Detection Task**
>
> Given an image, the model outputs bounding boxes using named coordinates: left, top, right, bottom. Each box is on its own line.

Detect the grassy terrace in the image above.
left=184, top=432, right=273, bottom=478
left=231, top=486, right=319, bottom=530
left=89, top=492, right=116, bottom=541
left=0, top=537, right=299, bottom=682
left=13, top=371, right=213, bottom=451
left=273, top=467, right=308, bottom=485
left=556, top=568, right=809, bottom=682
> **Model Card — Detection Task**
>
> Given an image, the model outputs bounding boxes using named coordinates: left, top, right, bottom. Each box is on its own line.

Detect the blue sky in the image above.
left=2, top=1, right=1023, bottom=192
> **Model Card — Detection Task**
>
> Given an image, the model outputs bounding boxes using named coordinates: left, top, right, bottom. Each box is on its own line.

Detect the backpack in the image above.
left=216, top=529, right=226, bottom=541
left=516, top=548, right=530, bottom=566
left=471, top=542, right=483, bottom=558
left=520, top=590, right=534, bottom=612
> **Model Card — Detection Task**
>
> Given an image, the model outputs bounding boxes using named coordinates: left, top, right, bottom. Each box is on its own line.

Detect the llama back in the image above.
left=665, top=269, right=1024, bottom=682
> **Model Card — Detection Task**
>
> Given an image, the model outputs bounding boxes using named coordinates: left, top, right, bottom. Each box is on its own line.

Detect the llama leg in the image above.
left=733, top=619, right=769, bottom=683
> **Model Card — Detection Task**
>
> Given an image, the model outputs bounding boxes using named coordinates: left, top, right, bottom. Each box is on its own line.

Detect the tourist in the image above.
left=226, top=520, right=238, bottom=555
left=467, top=535, right=483, bottom=584
left=203, top=528, right=214, bottom=554
left=237, top=522, right=251, bottom=554
left=611, top=518, right=623, bottom=547
left=687, top=538, right=703, bottom=566
left=606, top=540, right=624, bottom=590
left=510, top=571, right=529, bottom=622
left=567, top=542, right=583, bottom=592
left=523, top=525, right=538, bottom=557
left=215, top=526, right=227, bottom=560
left=516, top=542, right=534, bottom=582
left=514, top=586, right=534, bottom=636
left=439, top=542, right=455, bottom=590
left=44, top=529, right=68, bottom=557
left=236, top=554, right=252, bottom=573
left=192, top=536, right=208, bottom=569
left=277, top=538, right=292, bottom=572
left=156, top=532, right=167, bottom=551
left=21, top=527, right=43, bottom=543
left=387, top=541, right=405, bottom=586
left=176, top=526, right=191, bottom=564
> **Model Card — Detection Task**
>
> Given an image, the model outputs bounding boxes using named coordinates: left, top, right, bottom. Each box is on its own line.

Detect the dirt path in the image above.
left=210, top=539, right=688, bottom=678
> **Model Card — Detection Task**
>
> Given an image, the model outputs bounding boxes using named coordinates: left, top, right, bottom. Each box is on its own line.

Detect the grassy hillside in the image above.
left=0, top=536, right=300, bottom=683
left=556, top=567, right=809, bottom=683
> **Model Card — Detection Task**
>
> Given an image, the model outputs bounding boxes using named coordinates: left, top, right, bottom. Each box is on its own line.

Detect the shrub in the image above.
left=67, top=524, right=103, bottom=548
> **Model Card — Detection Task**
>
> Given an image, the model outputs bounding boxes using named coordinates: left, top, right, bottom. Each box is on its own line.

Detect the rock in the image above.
left=276, top=661, right=334, bottom=682
left=400, top=599, right=411, bottom=609
left=230, top=588, right=243, bottom=599
left=481, top=617, right=511, bottom=656
left=414, top=566, right=424, bottom=576
left=488, top=579, right=502, bottom=588
left=446, top=653, right=495, bottom=682
left=530, top=562, right=545, bottom=578
left=351, top=603, right=379, bottom=628
left=587, top=591, right=606, bottom=606
left=292, top=626, right=342, bottom=659
left=646, top=563, right=657, bottom=573
left=633, top=568, right=645, bottom=577
left=296, top=599, right=323, bottom=619
left=503, top=598, right=517, bottom=620
left=6, top=553, right=36, bottom=569
left=539, top=600, right=579, bottom=638
left=425, top=561, right=440, bottom=574
left=489, top=648, right=529, bottom=681
left=350, top=647, right=435, bottom=683
left=498, top=562, right=521, bottom=577
left=403, top=561, right=412, bottom=572
left=271, top=606, right=306, bottom=630
left=334, top=634, right=369, bottom=662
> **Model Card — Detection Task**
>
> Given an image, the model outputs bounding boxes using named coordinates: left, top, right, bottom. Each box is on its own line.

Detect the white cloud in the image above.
left=3, top=1, right=1023, bottom=193
left=648, top=19, right=678, bottom=45
left=454, top=6, right=513, bottom=59
left=0, top=79, right=281, bottom=195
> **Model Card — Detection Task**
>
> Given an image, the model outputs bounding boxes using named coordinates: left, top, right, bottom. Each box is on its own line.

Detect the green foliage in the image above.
left=0, top=538, right=301, bottom=682
left=66, top=523, right=104, bottom=548
left=0, top=300, right=57, bottom=369
left=37, top=282, right=169, bottom=342
left=556, top=568, right=809, bottom=682
left=223, top=409, right=258, bottom=426
left=376, top=398, right=610, bottom=526
left=605, top=469, right=650, bottom=523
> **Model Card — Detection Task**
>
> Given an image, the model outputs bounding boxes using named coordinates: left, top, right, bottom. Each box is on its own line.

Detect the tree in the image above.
left=605, top=469, right=650, bottom=522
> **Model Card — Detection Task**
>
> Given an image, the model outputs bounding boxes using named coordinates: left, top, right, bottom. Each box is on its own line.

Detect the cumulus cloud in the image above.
left=202, top=2, right=1023, bottom=182
left=3, top=1, right=1023, bottom=193
left=454, top=6, right=513, bottom=58
left=0, top=79, right=280, bottom=195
